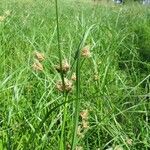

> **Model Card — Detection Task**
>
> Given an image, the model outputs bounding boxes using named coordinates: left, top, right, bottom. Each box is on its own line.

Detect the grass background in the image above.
left=0, top=0, right=150, bottom=149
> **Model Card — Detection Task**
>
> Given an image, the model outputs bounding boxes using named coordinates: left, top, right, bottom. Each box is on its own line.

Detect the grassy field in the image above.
left=0, top=0, right=150, bottom=149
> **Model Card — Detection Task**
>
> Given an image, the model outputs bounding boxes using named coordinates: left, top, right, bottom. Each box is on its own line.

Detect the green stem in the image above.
left=55, top=0, right=65, bottom=88
left=55, top=1, right=68, bottom=149
left=71, top=49, right=81, bottom=150
left=59, top=95, right=68, bottom=150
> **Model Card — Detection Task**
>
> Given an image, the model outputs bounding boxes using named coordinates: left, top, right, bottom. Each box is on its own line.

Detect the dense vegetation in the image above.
left=0, top=0, right=150, bottom=149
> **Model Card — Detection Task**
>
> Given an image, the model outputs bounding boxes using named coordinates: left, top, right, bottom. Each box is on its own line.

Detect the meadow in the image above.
left=0, top=0, right=150, bottom=149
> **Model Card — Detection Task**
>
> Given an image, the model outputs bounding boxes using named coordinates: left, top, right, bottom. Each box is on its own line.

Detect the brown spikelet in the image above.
left=81, top=45, right=91, bottom=58
left=80, top=109, right=89, bottom=129
left=77, top=126, right=84, bottom=138
left=66, top=143, right=71, bottom=150
left=71, top=72, right=76, bottom=81
left=32, top=61, right=43, bottom=71
left=126, top=138, right=132, bottom=146
left=82, top=120, right=89, bottom=129
left=75, top=146, right=83, bottom=150
left=56, top=78, right=73, bottom=93
left=55, top=59, right=70, bottom=74
left=114, top=145, right=123, bottom=150
left=34, top=51, right=45, bottom=62
left=93, top=74, right=99, bottom=81
left=80, top=109, right=88, bottom=120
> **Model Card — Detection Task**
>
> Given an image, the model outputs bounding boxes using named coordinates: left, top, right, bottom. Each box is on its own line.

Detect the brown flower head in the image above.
left=93, top=73, right=99, bottom=81
left=66, top=143, right=71, bottom=150
left=55, top=59, right=70, bottom=74
left=82, top=120, right=89, bottom=129
left=80, top=109, right=89, bottom=129
left=126, top=138, right=132, bottom=146
left=56, top=78, right=73, bottom=93
left=80, top=109, right=88, bottom=120
left=77, top=126, right=84, bottom=138
left=34, top=51, right=45, bottom=62
left=32, top=61, right=43, bottom=71
left=81, top=45, right=91, bottom=58
left=75, top=146, right=83, bottom=150
left=114, top=145, right=123, bottom=150
left=71, top=72, right=76, bottom=81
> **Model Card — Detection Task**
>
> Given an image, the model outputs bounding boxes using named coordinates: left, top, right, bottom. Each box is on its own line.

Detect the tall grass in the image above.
left=0, top=0, right=150, bottom=149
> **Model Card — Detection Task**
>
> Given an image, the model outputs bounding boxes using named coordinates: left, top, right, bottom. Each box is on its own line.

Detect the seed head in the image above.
left=32, top=61, right=43, bottom=71
left=114, top=145, right=123, bottom=150
left=66, top=143, right=71, bottom=150
left=75, top=146, right=83, bottom=150
left=82, top=120, right=89, bottom=129
left=71, top=72, right=76, bottom=81
left=94, top=74, right=99, bottom=81
left=81, top=45, right=91, bottom=58
left=55, top=59, right=70, bottom=74
left=56, top=78, right=73, bottom=93
left=80, top=109, right=88, bottom=120
left=77, top=126, right=84, bottom=138
left=80, top=109, right=89, bottom=129
left=34, top=51, right=45, bottom=62
left=126, top=138, right=132, bottom=145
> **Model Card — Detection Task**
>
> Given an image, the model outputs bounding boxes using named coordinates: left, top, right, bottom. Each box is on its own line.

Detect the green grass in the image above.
left=0, top=0, right=150, bottom=149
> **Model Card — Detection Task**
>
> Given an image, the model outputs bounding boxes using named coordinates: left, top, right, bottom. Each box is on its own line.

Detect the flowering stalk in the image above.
left=55, top=0, right=68, bottom=150
left=71, top=45, right=81, bottom=150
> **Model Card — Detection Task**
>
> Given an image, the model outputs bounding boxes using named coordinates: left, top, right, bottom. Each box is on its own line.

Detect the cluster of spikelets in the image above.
left=55, top=45, right=91, bottom=93
left=0, top=10, right=11, bottom=22
left=32, top=51, right=45, bottom=71
left=81, top=45, right=91, bottom=58
left=67, top=144, right=83, bottom=150
left=66, top=109, right=89, bottom=150
left=55, top=59, right=73, bottom=93
left=31, top=45, right=91, bottom=93
left=82, top=45, right=99, bottom=81
left=31, top=48, right=102, bottom=149
left=77, top=109, right=89, bottom=138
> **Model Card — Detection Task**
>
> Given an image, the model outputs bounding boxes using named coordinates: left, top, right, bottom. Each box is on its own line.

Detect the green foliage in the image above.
left=0, top=0, right=150, bottom=149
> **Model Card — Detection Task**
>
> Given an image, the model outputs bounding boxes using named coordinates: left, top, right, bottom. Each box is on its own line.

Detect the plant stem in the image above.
left=71, top=49, right=81, bottom=150
left=59, top=95, right=68, bottom=150
left=55, top=1, right=67, bottom=149
left=55, top=0, right=65, bottom=87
